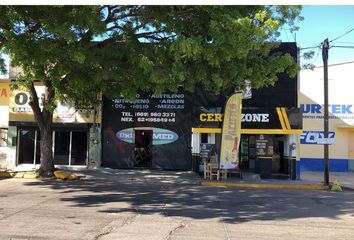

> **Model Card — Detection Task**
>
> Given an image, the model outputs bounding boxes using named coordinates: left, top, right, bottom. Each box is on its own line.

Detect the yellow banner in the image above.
left=219, top=92, right=242, bottom=169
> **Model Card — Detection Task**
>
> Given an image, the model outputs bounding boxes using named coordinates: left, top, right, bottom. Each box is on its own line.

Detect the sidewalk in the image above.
left=2, top=167, right=353, bottom=190
left=300, top=171, right=354, bottom=190
left=72, top=168, right=202, bottom=185
left=200, top=171, right=354, bottom=190
left=74, top=168, right=354, bottom=191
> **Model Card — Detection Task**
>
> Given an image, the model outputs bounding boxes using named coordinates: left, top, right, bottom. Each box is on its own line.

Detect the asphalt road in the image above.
left=1, top=171, right=354, bottom=240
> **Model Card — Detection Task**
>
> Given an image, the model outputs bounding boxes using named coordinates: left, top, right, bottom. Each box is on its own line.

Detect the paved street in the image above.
left=1, top=170, right=354, bottom=240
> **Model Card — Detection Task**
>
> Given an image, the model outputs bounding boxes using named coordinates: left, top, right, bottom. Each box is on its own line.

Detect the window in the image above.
left=17, top=128, right=88, bottom=166
left=201, top=133, right=208, bottom=143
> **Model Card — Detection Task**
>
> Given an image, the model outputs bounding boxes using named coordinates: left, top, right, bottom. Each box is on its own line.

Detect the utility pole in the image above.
left=322, top=38, right=329, bottom=186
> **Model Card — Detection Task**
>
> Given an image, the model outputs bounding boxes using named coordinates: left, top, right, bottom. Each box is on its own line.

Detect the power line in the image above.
left=282, top=27, right=290, bottom=42
left=298, top=27, right=354, bottom=51
left=335, top=41, right=354, bottom=45
left=311, top=47, right=321, bottom=64
left=331, top=45, right=354, bottom=49
left=329, top=28, right=354, bottom=43
left=280, top=26, right=296, bottom=42
left=299, top=43, right=321, bottom=51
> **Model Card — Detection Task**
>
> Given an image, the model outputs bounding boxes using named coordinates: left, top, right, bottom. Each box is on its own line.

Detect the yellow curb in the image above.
left=1, top=171, right=79, bottom=180
left=14, top=172, right=25, bottom=178
left=54, top=171, right=79, bottom=180
left=22, top=172, right=39, bottom=179
left=201, top=181, right=330, bottom=190
left=0, top=172, right=13, bottom=178
left=0, top=171, right=39, bottom=179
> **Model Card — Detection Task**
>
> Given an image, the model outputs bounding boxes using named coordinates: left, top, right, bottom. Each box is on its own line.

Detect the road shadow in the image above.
left=23, top=169, right=354, bottom=224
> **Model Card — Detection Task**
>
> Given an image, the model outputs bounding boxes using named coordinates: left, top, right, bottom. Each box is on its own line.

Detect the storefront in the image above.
left=102, top=91, right=302, bottom=179
left=192, top=111, right=302, bottom=178
left=3, top=42, right=302, bottom=177
left=299, top=61, right=354, bottom=172
left=102, top=89, right=302, bottom=178
left=102, top=90, right=193, bottom=170
left=192, top=85, right=302, bottom=179
left=5, top=83, right=101, bottom=170
left=101, top=42, right=302, bottom=179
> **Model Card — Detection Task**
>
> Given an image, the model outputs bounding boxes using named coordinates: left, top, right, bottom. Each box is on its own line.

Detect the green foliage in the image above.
left=0, top=56, right=6, bottom=75
left=0, top=5, right=302, bottom=107
left=303, top=50, right=315, bottom=60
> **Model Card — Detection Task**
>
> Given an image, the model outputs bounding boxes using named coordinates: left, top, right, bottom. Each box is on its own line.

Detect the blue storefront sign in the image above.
left=300, top=131, right=335, bottom=145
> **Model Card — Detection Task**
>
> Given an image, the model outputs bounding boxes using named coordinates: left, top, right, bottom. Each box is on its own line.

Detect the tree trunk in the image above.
left=38, top=118, right=54, bottom=177
left=28, top=81, right=55, bottom=177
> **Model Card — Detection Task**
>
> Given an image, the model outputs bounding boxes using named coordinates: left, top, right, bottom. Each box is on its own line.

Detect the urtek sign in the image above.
left=300, top=131, right=335, bottom=145
left=199, top=113, right=269, bottom=122
left=300, top=104, right=353, bottom=114
left=116, top=127, right=179, bottom=145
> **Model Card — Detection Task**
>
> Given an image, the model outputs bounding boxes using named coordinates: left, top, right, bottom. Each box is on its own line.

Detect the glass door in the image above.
left=54, top=131, right=70, bottom=165
left=53, top=130, right=88, bottom=166
left=71, top=131, right=88, bottom=165
left=134, top=130, right=152, bottom=168
left=18, top=129, right=36, bottom=164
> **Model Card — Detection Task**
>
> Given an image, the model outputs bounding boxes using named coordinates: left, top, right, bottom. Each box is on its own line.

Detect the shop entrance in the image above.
left=272, top=136, right=289, bottom=177
left=134, top=130, right=152, bottom=168
left=239, top=135, right=257, bottom=172
left=239, top=134, right=289, bottom=178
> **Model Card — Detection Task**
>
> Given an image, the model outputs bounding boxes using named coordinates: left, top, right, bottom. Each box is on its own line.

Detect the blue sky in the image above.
left=2, top=5, right=354, bottom=78
left=281, top=5, right=354, bottom=67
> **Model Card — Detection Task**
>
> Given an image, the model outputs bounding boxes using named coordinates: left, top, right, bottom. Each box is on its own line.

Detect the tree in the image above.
left=0, top=5, right=302, bottom=177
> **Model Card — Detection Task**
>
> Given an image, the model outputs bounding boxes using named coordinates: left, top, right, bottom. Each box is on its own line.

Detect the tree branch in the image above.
left=28, top=81, right=44, bottom=127
left=0, top=20, right=11, bottom=31
left=134, top=29, right=167, bottom=38
left=27, top=22, right=42, bottom=34
left=89, top=37, right=119, bottom=51
left=41, top=80, right=55, bottom=123
left=105, top=24, right=124, bottom=32
left=0, top=34, right=7, bottom=45
left=142, top=35, right=175, bottom=42
left=104, top=5, right=131, bottom=24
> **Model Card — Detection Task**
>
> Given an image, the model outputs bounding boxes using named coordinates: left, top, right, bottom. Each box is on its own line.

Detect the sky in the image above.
left=280, top=5, right=354, bottom=67
left=1, top=5, right=354, bottom=78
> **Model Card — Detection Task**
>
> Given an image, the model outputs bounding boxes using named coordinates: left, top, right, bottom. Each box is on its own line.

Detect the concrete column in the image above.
left=88, top=126, right=101, bottom=168
left=5, top=126, right=17, bottom=170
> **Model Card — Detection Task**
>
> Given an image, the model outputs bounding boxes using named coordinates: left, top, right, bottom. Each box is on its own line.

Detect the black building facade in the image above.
left=102, top=90, right=193, bottom=170
left=101, top=42, right=303, bottom=179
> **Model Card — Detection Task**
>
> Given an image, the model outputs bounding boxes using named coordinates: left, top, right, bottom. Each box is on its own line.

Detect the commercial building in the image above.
left=102, top=43, right=302, bottom=179
left=299, top=61, right=354, bottom=172
left=1, top=42, right=303, bottom=179
left=0, top=77, right=101, bottom=171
